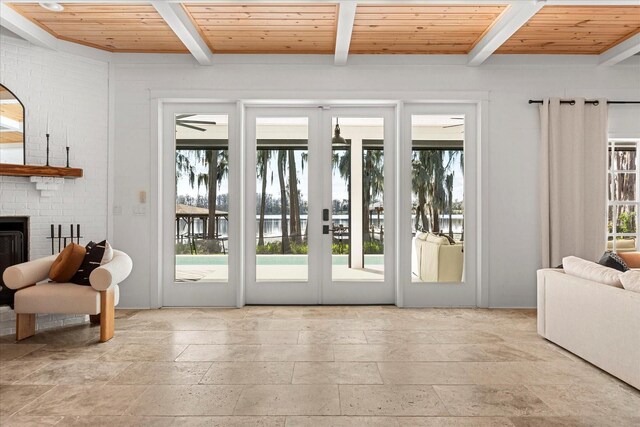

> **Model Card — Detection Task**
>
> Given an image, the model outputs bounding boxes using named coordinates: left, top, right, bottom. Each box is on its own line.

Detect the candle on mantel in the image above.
left=46, top=113, right=50, bottom=134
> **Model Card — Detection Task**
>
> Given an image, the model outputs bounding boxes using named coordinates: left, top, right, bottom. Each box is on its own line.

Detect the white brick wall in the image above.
left=0, top=32, right=109, bottom=336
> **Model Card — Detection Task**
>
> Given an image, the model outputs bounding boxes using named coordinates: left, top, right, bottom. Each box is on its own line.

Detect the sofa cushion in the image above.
left=425, top=233, right=450, bottom=245
left=70, top=240, right=112, bottom=286
left=597, top=251, right=628, bottom=272
left=14, top=283, right=120, bottom=315
left=49, top=243, right=86, bottom=283
left=616, top=251, right=640, bottom=268
left=562, top=256, right=623, bottom=288
left=620, top=270, right=640, bottom=293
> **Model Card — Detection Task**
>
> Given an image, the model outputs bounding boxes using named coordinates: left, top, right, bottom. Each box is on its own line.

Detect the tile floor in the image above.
left=0, top=306, right=639, bottom=426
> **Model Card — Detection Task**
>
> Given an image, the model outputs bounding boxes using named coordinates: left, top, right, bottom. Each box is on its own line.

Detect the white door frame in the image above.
left=399, top=102, right=480, bottom=307
left=244, top=106, right=322, bottom=304
left=160, top=102, right=240, bottom=307
left=148, top=92, right=488, bottom=308
left=320, top=106, right=396, bottom=304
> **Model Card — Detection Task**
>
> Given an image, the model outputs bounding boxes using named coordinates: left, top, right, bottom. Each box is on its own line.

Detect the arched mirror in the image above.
left=0, top=84, right=25, bottom=165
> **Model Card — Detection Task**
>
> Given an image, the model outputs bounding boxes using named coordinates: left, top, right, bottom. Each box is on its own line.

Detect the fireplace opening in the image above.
left=0, top=217, right=29, bottom=308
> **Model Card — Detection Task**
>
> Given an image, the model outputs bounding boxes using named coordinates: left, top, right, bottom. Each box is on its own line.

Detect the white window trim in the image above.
left=608, top=138, right=640, bottom=252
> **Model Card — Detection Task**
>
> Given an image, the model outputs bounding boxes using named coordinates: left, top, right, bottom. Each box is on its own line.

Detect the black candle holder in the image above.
left=46, top=133, right=50, bottom=166
left=66, top=146, right=70, bottom=168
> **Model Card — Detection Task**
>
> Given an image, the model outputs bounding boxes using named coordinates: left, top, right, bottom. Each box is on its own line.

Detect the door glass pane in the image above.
left=411, top=115, right=465, bottom=283
left=331, top=117, right=385, bottom=281
left=175, top=114, right=229, bottom=282
left=256, top=117, right=309, bottom=282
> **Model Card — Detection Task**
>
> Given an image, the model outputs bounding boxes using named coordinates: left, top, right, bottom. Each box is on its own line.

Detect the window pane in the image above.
left=609, top=144, right=636, bottom=171
left=609, top=173, right=636, bottom=201
left=256, top=117, right=309, bottom=282
left=331, top=117, right=385, bottom=282
left=175, top=114, right=229, bottom=283
left=616, top=204, right=637, bottom=234
left=411, top=115, right=464, bottom=283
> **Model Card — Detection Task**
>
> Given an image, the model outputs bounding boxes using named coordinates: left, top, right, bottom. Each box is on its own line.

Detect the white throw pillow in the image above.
left=562, top=256, right=623, bottom=288
left=101, top=240, right=114, bottom=265
left=620, top=270, right=640, bottom=293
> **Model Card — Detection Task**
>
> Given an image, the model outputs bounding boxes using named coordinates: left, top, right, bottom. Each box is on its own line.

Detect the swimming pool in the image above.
left=175, top=254, right=385, bottom=266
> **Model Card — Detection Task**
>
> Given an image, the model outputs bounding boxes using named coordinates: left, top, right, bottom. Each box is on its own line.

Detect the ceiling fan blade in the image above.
left=443, top=124, right=464, bottom=128
left=177, top=122, right=206, bottom=132
left=176, top=114, right=196, bottom=120
left=178, top=120, right=217, bottom=125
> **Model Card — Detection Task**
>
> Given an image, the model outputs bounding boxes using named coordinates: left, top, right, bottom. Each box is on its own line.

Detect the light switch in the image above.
left=139, top=191, right=147, bottom=204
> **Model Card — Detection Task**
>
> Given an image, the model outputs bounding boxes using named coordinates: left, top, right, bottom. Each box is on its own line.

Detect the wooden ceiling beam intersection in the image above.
left=467, top=0, right=546, bottom=66
left=151, top=1, right=213, bottom=65
left=334, top=0, right=356, bottom=65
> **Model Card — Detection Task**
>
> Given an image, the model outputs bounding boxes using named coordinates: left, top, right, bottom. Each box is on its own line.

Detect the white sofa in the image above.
left=537, top=269, right=640, bottom=389
left=412, top=233, right=463, bottom=282
left=3, top=250, right=132, bottom=342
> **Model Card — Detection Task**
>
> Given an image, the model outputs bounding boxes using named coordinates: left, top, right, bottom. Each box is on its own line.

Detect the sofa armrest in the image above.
left=89, top=250, right=132, bottom=291
left=2, top=255, right=57, bottom=290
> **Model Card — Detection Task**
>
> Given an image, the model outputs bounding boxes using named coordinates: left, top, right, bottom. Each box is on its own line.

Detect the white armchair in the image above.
left=2, top=250, right=132, bottom=342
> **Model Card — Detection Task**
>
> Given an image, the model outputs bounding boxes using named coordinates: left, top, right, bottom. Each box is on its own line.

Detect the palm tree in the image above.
left=257, top=149, right=271, bottom=246
left=412, top=151, right=430, bottom=231
left=194, top=149, right=229, bottom=240
left=288, top=150, right=301, bottom=244
left=363, top=149, right=384, bottom=241
left=277, top=149, right=291, bottom=253
left=445, top=172, right=454, bottom=238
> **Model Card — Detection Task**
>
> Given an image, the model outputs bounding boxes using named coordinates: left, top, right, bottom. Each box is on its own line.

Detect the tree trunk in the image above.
left=258, top=150, right=268, bottom=247
left=432, top=206, right=440, bottom=233
left=207, top=150, right=219, bottom=240
left=418, top=188, right=428, bottom=231
left=448, top=190, right=453, bottom=239
left=278, top=150, right=290, bottom=253
left=288, top=150, right=300, bottom=244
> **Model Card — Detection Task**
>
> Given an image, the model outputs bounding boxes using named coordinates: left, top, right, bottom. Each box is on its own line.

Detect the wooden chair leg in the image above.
left=16, top=313, right=36, bottom=341
left=89, top=315, right=100, bottom=325
left=99, top=288, right=115, bottom=343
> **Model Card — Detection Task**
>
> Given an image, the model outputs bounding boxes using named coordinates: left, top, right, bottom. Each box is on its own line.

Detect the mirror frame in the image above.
left=0, top=83, right=26, bottom=165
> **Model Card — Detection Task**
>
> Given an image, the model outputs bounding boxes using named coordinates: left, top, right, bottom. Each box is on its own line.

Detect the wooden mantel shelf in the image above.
left=0, top=164, right=83, bottom=178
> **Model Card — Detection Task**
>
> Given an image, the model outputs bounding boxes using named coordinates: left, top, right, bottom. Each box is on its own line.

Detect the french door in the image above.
left=244, top=105, right=396, bottom=304
left=162, top=102, right=240, bottom=306
left=399, top=103, right=478, bottom=307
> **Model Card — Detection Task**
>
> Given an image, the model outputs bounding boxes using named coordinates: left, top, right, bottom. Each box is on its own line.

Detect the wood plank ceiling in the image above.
left=497, top=6, right=640, bottom=54
left=6, top=3, right=640, bottom=56
left=182, top=3, right=338, bottom=54
left=350, top=4, right=507, bottom=54
left=8, top=3, right=189, bottom=52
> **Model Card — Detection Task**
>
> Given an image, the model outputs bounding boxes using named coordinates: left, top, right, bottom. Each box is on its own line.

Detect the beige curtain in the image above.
left=540, top=98, right=608, bottom=268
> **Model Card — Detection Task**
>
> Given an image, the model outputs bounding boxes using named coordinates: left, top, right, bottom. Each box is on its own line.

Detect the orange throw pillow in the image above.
left=617, top=252, right=640, bottom=269
left=49, top=243, right=86, bottom=282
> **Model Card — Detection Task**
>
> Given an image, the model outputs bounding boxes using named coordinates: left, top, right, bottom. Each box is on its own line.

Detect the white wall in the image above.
left=111, top=54, right=640, bottom=308
left=0, top=31, right=109, bottom=333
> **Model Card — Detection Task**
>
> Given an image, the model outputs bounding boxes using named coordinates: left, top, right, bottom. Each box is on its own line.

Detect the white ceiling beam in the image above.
left=467, top=0, right=546, bottom=67
left=151, top=1, right=213, bottom=66
left=599, top=33, right=640, bottom=67
left=334, top=1, right=357, bottom=66
left=0, top=2, right=57, bottom=50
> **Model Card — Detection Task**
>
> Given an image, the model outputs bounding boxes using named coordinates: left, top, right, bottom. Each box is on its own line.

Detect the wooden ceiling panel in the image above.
left=9, top=3, right=188, bottom=53
left=349, top=4, right=507, bottom=54
left=182, top=3, right=338, bottom=54
left=498, top=6, right=640, bottom=54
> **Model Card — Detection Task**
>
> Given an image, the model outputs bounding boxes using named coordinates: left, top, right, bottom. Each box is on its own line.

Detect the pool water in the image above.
left=176, top=254, right=384, bottom=266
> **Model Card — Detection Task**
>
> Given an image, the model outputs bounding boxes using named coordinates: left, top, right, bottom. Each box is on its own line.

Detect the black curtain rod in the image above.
left=529, top=100, right=640, bottom=105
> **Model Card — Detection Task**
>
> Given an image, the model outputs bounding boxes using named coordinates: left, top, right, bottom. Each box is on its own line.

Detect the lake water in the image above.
left=177, top=214, right=463, bottom=239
